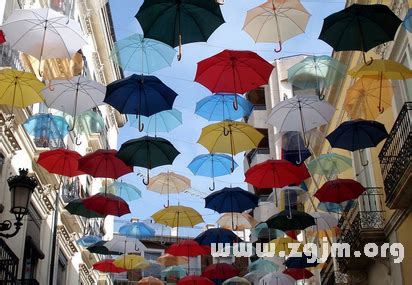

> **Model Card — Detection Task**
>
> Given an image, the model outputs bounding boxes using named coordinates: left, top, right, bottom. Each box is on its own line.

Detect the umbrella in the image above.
left=205, top=187, right=259, bottom=213
left=157, top=254, right=188, bottom=266
left=223, top=277, right=251, bottom=285
left=307, top=153, right=352, bottom=178
left=284, top=253, right=318, bottom=269
left=64, top=199, right=105, bottom=219
left=2, top=8, right=87, bottom=60
left=117, top=136, right=180, bottom=185
left=251, top=223, right=283, bottom=242
left=268, top=186, right=310, bottom=214
left=75, top=110, right=105, bottom=135
left=111, top=33, right=176, bottom=74
left=103, top=181, right=142, bottom=201
left=128, top=109, right=182, bottom=134
left=138, top=277, right=164, bottom=285
left=188, top=154, right=238, bottom=191
left=0, top=69, right=45, bottom=114
left=88, top=236, right=146, bottom=255
left=318, top=4, right=402, bottom=64
left=178, top=276, right=214, bottom=285
left=309, top=212, right=338, bottom=234
left=266, top=210, right=315, bottom=231
left=195, top=50, right=273, bottom=109
left=23, top=113, right=69, bottom=145
left=166, top=240, right=211, bottom=257
left=195, top=228, right=241, bottom=246
left=259, top=272, right=295, bottom=285
left=93, top=259, right=127, bottom=273
left=403, top=8, right=412, bottom=32
left=147, top=172, right=191, bottom=207
left=248, top=259, right=279, bottom=274
left=119, top=222, right=156, bottom=238
left=243, top=0, right=311, bottom=52
left=37, top=148, right=83, bottom=177
left=136, top=0, right=225, bottom=60
left=325, top=120, right=388, bottom=153
left=217, top=213, right=257, bottom=231
left=283, top=268, right=313, bottom=281
left=197, top=121, right=264, bottom=170
left=270, top=237, right=303, bottom=256
left=105, top=74, right=178, bottom=131
left=317, top=200, right=354, bottom=214
left=276, top=131, right=317, bottom=165
left=195, top=94, right=254, bottom=121
left=161, top=266, right=187, bottom=280
left=314, top=179, right=366, bottom=203
left=113, top=254, right=146, bottom=270
left=344, top=76, right=393, bottom=120
left=82, top=193, right=131, bottom=217
left=244, top=272, right=266, bottom=284
left=76, top=235, right=102, bottom=248
left=202, top=263, right=239, bottom=280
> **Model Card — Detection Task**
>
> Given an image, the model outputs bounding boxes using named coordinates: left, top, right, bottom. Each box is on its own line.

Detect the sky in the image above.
left=108, top=0, right=345, bottom=236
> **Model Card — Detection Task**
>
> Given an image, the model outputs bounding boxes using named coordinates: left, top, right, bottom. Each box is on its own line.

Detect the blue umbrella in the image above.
left=195, top=228, right=241, bottom=246
left=317, top=200, right=354, bottom=214
left=403, top=9, right=412, bottom=33
left=283, top=148, right=311, bottom=165
left=119, top=221, right=156, bottom=238
left=128, top=108, right=182, bottom=134
left=104, top=74, right=178, bottom=131
left=248, top=259, right=279, bottom=273
left=76, top=235, right=102, bottom=248
left=284, top=253, right=318, bottom=269
left=195, top=94, right=253, bottom=121
left=205, top=187, right=259, bottom=213
left=161, top=266, right=187, bottom=280
left=103, top=181, right=142, bottom=201
left=188, top=154, right=238, bottom=191
left=23, top=113, right=69, bottom=143
left=251, top=223, right=283, bottom=242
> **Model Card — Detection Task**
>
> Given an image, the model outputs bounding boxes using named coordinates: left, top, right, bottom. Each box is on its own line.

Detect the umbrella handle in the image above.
left=360, top=149, right=369, bottom=166
left=177, top=34, right=182, bottom=61
left=318, top=93, right=325, bottom=101
left=209, top=181, right=216, bottom=191
left=75, top=136, right=82, bottom=146
left=223, top=126, right=230, bottom=136
left=48, top=80, right=55, bottom=91
left=142, top=170, right=150, bottom=186
left=274, top=41, right=282, bottom=53
left=378, top=106, right=385, bottom=114
left=138, top=115, right=144, bottom=132
left=163, top=200, right=170, bottom=208
left=233, top=96, right=239, bottom=110
left=362, top=53, right=374, bottom=66
left=67, top=116, right=76, bottom=132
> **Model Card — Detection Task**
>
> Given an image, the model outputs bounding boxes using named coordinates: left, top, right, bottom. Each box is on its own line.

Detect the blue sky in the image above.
left=108, top=0, right=344, bottom=235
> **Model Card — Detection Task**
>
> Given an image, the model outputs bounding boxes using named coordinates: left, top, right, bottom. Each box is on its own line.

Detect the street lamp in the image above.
left=0, top=168, right=38, bottom=238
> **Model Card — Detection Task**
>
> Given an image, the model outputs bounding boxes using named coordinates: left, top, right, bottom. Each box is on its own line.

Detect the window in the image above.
left=246, top=88, right=266, bottom=109
left=57, top=253, right=67, bottom=285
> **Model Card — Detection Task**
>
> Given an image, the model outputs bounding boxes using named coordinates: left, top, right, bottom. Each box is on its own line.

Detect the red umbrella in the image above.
left=166, top=240, right=211, bottom=257
left=202, top=263, right=239, bottom=280
left=37, top=148, right=84, bottom=177
left=314, top=179, right=366, bottom=203
left=78, top=149, right=133, bottom=179
left=283, top=268, right=314, bottom=280
left=83, top=193, right=130, bottom=217
left=93, top=259, right=127, bottom=273
left=178, top=276, right=214, bottom=285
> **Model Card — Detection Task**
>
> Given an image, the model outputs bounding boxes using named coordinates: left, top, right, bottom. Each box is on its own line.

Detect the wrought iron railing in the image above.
left=378, top=102, right=412, bottom=201
left=0, top=238, right=18, bottom=284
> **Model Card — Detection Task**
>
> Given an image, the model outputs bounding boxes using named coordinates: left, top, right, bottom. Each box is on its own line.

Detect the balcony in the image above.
left=379, top=102, right=412, bottom=209
left=0, top=238, right=18, bottom=284
left=17, top=280, right=40, bottom=285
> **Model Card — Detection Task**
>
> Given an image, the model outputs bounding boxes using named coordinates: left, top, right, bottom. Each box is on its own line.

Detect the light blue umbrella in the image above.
left=128, top=108, right=182, bottom=134
left=250, top=223, right=284, bottom=241
left=76, top=110, right=105, bottom=134
left=403, top=9, right=412, bottom=32
left=23, top=113, right=69, bottom=142
left=76, top=235, right=102, bottom=248
left=103, top=181, right=142, bottom=201
left=188, top=154, right=238, bottom=190
left=111, top=33, right=176, bottom=74
left=195, top=94, right=253, bottom=121
left=248, top=259, right=279, bottom=273
left=119, top=221, right=156, bottom=238
left=317, top=200, right=354, bottom=214
left=161, top=266, right=187, bottom=280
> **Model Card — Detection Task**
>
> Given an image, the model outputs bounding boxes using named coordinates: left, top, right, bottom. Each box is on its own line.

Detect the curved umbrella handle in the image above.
left=274, top=41, right=282, bottom=53
left=233, top=96, right=239, bottom=111
left=142, top=170, right=150, bottom=186
left=318, top=93, right=325, bottom=101
left=378, top=105, right=385, bottom=114
left=223, top=126, right=230, bottom=136
left=209, top=181, right=216, bottom=191
left=362, top=53, right=374, bottom=66
left=67, top=116, right=76, bottom=132
left=138, top=115, right=144, bottom=132
left=75, top=136, right=82, bottom=146
left=177, top=34, right=182, bottom=61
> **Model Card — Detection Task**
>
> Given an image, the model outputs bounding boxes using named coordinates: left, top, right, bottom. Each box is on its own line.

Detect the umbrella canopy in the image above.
left=284, top=253, right=318, bottom=269
left=128, top=109, right=182, bottom=134
left=326, top=120, right=388, bottom=151
left=266, top=210, right=315, bottom=231
left=75, top=110, right=105, bottom=134
left=111, top=33, right=176, bottom=74
left=23, top=113, right=69, bottom=142
left=223, top=276, right=251, bottom=285
left=243, top=0, right=311, bottom=52
left=178, top=276, right=214, bottom=285
left=138, top=277, right=164, bottom=285
left=93, top=259, right=127, bottom=273
left=248, top=259, right=279, bottom=274
left=310, top=212, right=338, bottom=232
left=317, top=200, right=354, bottom=214
left=307, top=153, right=352, bottom=177
left=88, top=236, right=147, bottom=255
left=78, top=149, right=133, bottom=179
left=147, top=172, right=191, bottom=196
left=251, top=223, right=284, bottom=242
left=104, top=181, right=142, bottom=201
left=64, top=199, right=105, bottom=219
left=270, top=237, right=303, bottom=256
left=202, top=263, right=240, bottom=280
left=37, top=148, right=83, bottom=177
left=268, top=186, right=310, bottom=209
left=195, top=228, right=241, bottom=246
left=195, top=94, right=254, bottom=121
left=113, top=254, right=146, bottom=270
left=2, top=8, right=87, bottom=60
left=119, top=222, right=156, bottom=238
left=259, top=272, right=295, bottom=285
left=283, top=268, right=313, bottom=281
left=0, top=69, right=45, bottom=111
left=217, top=213, right=257, bottom=231
left=151, top=205, right=204, bottom=228
left=157, top=254, right=188, bottom=266
left=161, top=266, right=187, bottom=279
left=82, top=193, right=130, bottom=217
left=205, top=187, right=259, bottom=213
left=403, top=8, right=412, bottom=32
left=314, top=179, right=366, bottom=203
left=76, top=235, right=102, bottom=248
left=166, top=240, right=211, bottom=257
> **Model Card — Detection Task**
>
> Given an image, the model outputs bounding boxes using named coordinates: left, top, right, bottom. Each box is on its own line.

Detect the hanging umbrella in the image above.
left=202, top=263, right=239, bottom=280
left=344, top=76, right=393, bottom=120
left=23, top=113, right=69, bottom=145
left=82, top=193, right=130, bottom=217
left=138, top=277, right=164, bottom=285
left=244, top=271, right=266, bottom=285
left=248, top=259, right=279, bottom=274
left=195, top=94, right=254, bottom=121
left=403, top=8, right=412, bottom=32
left=266, top=210, right=315, bottom=231
left=113, top=254, right=146, bottom=270
left=166, top=240, right=211, bottom=257
left=37, top=148, right=83, bottom=177
left=259, top=272, right=295, bottom=285
left=276, top=131, right=317, bottom=165
left=284, top=253, right=318, bottom=269
left=197, top=121, right=264, bottom=171
left=178, top=276, right=214, bottom=285
left=0, top=69, right=45, bottom=114
left=147, top=172, right=191, bottom=207
left=195, top=228, right=241, bottom=246
left=117, top=136, right=180, bottom=185
left=161, top=266, right=187, bottom=280
left=76, top=235, right=102, bottom=248
left=105, top=74, right=178, bottom=131
left=75, top=110, right=105, bottom=135
left=283, top=268, right=313, bottom=281
left=188, top=154, right=238, bottom=191
left=205, top=187, right=259, bottom=213
left=87, top=236, right=147, bottom=255
left=157, top=254, right=188, bottom=266
left=103, top=181, right=142, bottom=201
left=251, top=223, right=283, bottom=242
left=314, top=179, right=366, bottom=203
left=268, top=186, right=310, bottom=214
left=309, top=212, right=338, bottom=233
left=119, top=222, right=156, bottom=238
left=223, top=276, right=251, bottom=285
left=317, top=200, right=354, bottom=214
left=307, top=153, right=352, bottom=178
left=42, top=76, right=106, bottom=130
left=92, top=259, right=127, bottom=273
left=111, top=33, right=176, bottom=74
left=269, top=237, right=303, bottom=256
left=243, top=0, right=311, bottom=52
left=64, top=199, right=105, bottom=219
left=128, top=109, right=182, bottom=134
left=2, top=8, right=87, bottom=60
left=318, top=4, right=402, bottom=64
left=136, top=0, right=225, bottom=60
left=326, top=119, right=388, bottom=152
left=217, top=213, right=257, bottom=231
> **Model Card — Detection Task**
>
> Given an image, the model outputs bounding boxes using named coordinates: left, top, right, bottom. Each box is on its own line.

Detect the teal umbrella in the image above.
left=102, top=181, right=142, bottom=201
left=111, top=33, right=176, bottom=74
left=128, top=109, right=182, bottom=134
left=248, top=259, right=279, bottom=274
left=76, top=110, right=104, bottom=134
left=307, top=153, right=352, bottom=178
left=161, top=266, right=187, bottom=280
left=251, top=223, right=284, bottom=242
left=23, top=113, right=69, bottom=146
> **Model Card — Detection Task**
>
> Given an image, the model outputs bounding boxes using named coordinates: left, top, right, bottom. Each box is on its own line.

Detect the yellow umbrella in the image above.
left=197, top=121, right=264, bottom=171
left=0, top=68, right=45, bottom=113
left=157, top=253, right=188, bottom=266
left=344, top=75, right=393, bottom=120
left=113, top=254, right=146, bottom=270
left=147, top=172, right=191, bottom=207
left=269, top=237, right=303, bottom=256
left=217, top=212, right=258, bottom=231
left=348, top=59, right=412, bottom=112
left=138, top=276, right=164, bottom=285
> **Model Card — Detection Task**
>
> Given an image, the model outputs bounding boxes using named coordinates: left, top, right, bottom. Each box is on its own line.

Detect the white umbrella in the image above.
left=103, top=236, right=147, bottom=254
left=223, top=276, right=251, bottom=285
left=310, top=212, right=338, bottom=231
left=2, top=8, right=87, bottom=60
left=259, top=272, right=294, bottom=285
left=217, top=212, right=257, bottom=231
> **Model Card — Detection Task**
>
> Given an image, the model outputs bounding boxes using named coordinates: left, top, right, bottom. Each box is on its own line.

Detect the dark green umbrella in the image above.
left=117, top=136, right=180, bottom=185
left=265, top=210, right=315, bottom=231
left=64, top=199, right=105, bottom=219
left=319, top=4, right=402, bottom=64
left=135, top=0, right=225, bottom=60
left=87, top=241, right=123, bottom=255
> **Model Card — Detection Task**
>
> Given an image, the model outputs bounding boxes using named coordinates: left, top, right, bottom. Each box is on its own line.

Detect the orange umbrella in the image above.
left=138, top=276, right=164, bottom=285
left=157, top=253, right=188, bottom=266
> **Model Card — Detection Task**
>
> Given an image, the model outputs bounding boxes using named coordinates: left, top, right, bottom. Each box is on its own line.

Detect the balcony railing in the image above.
left=379, top=102, right=412, bottom=208
left=0, top=238, right=18, bottom=284
left=17, top=279, right=40, bottom=285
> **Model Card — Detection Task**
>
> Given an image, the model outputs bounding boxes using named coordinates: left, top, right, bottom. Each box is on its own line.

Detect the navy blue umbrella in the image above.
left=194, top=228, right=242, bottom=246
left=326, top=120, right=388, bottom=152
left=205, top=187, right=259, bottom=213
left=283, top=148, right=312, bottom=166
left=104, top=74, right=178, bottom=131
left=284, top=253, right=319, bottom=269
